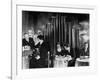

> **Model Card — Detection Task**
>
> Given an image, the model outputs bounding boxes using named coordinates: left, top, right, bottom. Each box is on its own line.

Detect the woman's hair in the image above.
left=37, top=35, right=44, bottom=40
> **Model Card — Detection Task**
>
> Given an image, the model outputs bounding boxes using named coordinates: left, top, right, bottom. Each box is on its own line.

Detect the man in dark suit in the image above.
left=27, top=30, right=39, bottom=68
left=37, top=35, right=50, bottom=68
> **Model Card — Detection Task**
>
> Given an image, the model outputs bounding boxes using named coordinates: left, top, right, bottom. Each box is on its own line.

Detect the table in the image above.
left=54, top=55, right=71, bottom=68
left=75, top=58, right=89, bottom=67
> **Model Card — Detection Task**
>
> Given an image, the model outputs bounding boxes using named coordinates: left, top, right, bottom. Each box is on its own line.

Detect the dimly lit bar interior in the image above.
left=22, top=11, right=89, bottom=69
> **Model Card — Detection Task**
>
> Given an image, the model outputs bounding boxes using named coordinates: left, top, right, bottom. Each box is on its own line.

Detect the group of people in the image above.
left=22, top=30, right=50, bottom=68
left=22, top=30, right=79, bottom=69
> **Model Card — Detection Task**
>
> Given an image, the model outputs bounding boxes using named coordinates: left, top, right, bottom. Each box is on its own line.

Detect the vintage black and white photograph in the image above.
left=22, top=11, right=89, bottom=69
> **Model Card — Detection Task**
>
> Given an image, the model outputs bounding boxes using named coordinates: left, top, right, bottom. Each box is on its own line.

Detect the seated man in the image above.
left=63, top=44, right=75, bottom=67
left=62, top=44, right=70, bottom=56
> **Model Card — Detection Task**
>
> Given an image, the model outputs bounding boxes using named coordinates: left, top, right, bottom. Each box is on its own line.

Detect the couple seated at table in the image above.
left=55, top=42, right=76, bottom=67
left=56, top=42, right=70, bottom=56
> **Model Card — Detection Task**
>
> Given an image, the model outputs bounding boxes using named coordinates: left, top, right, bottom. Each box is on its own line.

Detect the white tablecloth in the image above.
left=75, top=58, right=89, bottom=67
left=54, top=56, right=69, bottom=68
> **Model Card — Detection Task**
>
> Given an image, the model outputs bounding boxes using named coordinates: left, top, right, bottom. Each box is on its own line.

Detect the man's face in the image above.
left=37, top=30, right=42, bottom=35
left=28, top=30, right=34, bottom=37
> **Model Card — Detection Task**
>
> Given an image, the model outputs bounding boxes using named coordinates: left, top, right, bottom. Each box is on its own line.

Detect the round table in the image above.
left=54, top=56, right=69, bottom=68
left=75, top=57, right=89, bottom=67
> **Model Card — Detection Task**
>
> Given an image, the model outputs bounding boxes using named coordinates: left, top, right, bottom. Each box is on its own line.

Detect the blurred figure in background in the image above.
left=79, top=21, right=89, bottom=58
